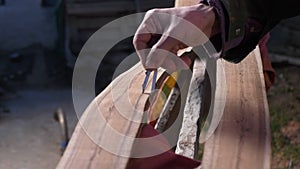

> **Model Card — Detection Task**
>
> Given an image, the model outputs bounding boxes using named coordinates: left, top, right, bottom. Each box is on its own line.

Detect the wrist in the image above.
left=210, top=7, right=221, bottom=36
left=193, top=3, right=220, bottom=37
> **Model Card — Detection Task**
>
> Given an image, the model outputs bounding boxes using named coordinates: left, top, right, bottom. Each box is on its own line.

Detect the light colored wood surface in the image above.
left=56, top=64, right=165, bottom=169
left=175, top=0, right=198, bottom=7
left=202, top=47, right=271, bottom=169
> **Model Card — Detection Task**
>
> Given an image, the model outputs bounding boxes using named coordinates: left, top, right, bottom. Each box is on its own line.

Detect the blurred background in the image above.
left=0, top=0, right=299, bottom=169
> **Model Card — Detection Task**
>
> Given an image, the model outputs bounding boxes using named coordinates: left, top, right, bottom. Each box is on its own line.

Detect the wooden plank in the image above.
left=175, top=0, right=198, bottom=7
left=67, top=25, right=135, bottom=54
left=56, top=64, right=165, bottom=169
left=68, top=18, right=137, bottom=39
left=67, top=16, right=121, bottom=30
left=66, top=1, right=174, bottom=16
left=67, top=1, right=135, bottom=16
left=201, top=47, right=271, bottom=169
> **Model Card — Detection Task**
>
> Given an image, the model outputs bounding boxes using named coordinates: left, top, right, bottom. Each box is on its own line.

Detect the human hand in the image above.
left=133, top=3, right=219, bottom=72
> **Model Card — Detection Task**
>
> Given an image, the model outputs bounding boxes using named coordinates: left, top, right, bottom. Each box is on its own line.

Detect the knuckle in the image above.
left=132, top=35, right=142, bottom=48
left=147, top=8, right=158, bottom=14
left=132, top=35, right=138, bottom=45
left=145, top=8, right=159, bottom=17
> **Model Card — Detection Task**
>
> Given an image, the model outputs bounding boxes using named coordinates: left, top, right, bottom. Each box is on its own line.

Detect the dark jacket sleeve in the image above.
left=202, top=0, right=300, bottom=63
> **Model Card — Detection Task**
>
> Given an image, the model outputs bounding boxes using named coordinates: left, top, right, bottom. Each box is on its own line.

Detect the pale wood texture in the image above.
left=56, top=64, right=165, bottom=169
left=175, top=0, right=198, bottom=7
left=202, top=47, right=271, bottom=169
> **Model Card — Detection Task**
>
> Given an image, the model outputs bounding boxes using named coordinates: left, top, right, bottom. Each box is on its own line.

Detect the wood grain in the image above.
left=175, top=0, right=198, bottom=7
left=201, top=47, right=271, bottom=169
left=56, top=64, right=165, bottom=169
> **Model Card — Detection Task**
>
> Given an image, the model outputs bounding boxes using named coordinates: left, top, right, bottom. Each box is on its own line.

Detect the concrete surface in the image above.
left=0, top=87, right=78, bottom=169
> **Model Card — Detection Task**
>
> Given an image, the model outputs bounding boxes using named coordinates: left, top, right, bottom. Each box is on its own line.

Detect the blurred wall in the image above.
left=0, top=0, right=58, bottom=51
left=268, top=16, right=300, bottom=58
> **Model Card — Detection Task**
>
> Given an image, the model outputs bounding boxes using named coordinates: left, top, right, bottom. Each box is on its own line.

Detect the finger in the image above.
left=180, top=53, right=193, bottom=67
left=133, top=10, right=158, bottom=47
left=133, top=33, right=151, bottom=66
left=160, top=52, right=191, bottom=73
left=145, top=35, right=186, bottom=70
left=133, top=11, right=159, bottom=67
left=133, top=33, right=152, bottom=50
left=165, top=15, right=210, bottom=47
left=145, top=36, right=179, bottom=68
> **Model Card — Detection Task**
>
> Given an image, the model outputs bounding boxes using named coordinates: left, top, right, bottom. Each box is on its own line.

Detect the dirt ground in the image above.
left=268, top=64, right=300, bottom=169
left=0, top=87, right=78, bottom=169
